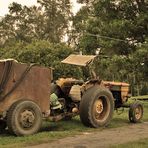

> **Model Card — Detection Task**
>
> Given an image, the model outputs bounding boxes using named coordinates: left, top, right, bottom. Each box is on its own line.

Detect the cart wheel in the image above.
left=7, top=100, right=42, bottom=136
left=80, top=86, right=114, bottom=127
left=129, top=102, right=143, bottom=123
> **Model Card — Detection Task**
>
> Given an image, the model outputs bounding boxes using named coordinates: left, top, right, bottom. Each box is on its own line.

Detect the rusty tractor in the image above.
left=0, top=55, right=143, bottom=136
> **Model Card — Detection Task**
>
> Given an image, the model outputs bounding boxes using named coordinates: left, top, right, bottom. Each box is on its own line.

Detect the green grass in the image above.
left=0, top=101, right=148, bottom=148
left=0, top=117, right=95, bottom=148
left=112, top=138, right=148, bottom=148
left=110, top=101, right=148, bottom=148
left=131, top=95, right=148, bottom=100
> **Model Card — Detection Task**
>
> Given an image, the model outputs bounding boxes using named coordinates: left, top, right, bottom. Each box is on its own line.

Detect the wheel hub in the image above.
left=20, top=110, right=35, bottom=128
left=135, top=107, right=141, bottom=120
left=95, top=99, right=103, bottom=114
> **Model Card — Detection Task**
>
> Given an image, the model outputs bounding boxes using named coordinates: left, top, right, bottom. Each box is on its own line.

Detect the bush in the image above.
left=0, top=40, right=83, bottom=79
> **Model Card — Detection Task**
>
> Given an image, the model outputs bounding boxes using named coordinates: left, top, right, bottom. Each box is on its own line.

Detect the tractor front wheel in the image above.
left=129, top=102, right=143, bottom=123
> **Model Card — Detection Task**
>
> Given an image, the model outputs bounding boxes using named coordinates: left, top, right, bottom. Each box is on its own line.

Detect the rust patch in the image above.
left=0, top=60, right=52, bottom=113
left=103, top=81, right=130, bottom=103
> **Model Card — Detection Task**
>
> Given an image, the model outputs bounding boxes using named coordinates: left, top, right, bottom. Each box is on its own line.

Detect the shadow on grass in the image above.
left=0, top=129, right=10, bottom=136
left=40, top=117, right=86, bottom=132
left=0, top=117, right=84, bottom=138
left=0, top=110, right=147, bottom=148
left=0, top=102, right=147, bottom=137
left=0, top=116, right=141, bottom=136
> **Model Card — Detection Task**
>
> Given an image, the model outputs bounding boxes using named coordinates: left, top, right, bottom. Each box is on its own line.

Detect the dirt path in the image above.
left=27, top=122, right=148, bottom=148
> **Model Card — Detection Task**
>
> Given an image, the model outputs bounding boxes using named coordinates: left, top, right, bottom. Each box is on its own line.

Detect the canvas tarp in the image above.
left=61, top=54, right=96, bottom=66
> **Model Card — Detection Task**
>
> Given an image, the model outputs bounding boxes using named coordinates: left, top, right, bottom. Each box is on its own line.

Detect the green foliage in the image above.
left=71, top=0, right=148, bottom=95
left=133, top=41, right=148, bottom=81
left=72, top=0, right=147, bottom=55
left=140, top=85, right=148, bottom=95
left=0, top=40, right=83, bottom=79
left=0, top=0, right=147, bottom=95
left=0, top=0, right=72, bottom=44
left=95, top=55, right=131, bottom=81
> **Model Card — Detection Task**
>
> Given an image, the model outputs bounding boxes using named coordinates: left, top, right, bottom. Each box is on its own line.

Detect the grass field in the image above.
left=112, top=138, right=148, bottom=148
left=130, top=95, right=148, bottom=100
left=0, top=100, right=148, bottom=148
left=111, top=100, right=148, bottom=148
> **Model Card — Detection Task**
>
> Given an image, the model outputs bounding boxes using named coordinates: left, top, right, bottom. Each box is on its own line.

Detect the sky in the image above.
left=0, top=0, right=82, bottom=16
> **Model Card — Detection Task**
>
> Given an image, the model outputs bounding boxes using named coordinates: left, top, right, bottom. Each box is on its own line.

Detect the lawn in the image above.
left=0, top=100, right=148, bottom=148
left=112, top=138, right=148, bottom=148
left=130, top=95, right=148, bottom=100
left=111, top=100, right=148, bottom=148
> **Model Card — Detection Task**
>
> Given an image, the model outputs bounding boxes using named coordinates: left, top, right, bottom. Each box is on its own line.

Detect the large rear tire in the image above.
left=7, top=100, right=42, bottom=136
left=80, top=86, right=114, bottom=127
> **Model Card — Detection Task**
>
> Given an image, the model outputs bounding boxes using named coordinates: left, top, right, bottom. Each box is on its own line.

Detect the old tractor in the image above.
left=0, top=55, right=143, bottom=136
left=51, top=55, right=143, bottom=126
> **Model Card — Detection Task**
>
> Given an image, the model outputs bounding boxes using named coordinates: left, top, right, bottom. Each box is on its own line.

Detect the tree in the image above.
left=71, top=0, right=148, bottom=95
left=133, top=39, right=148, bottom=81
left=0, top=40, right=83, bottom=79
left=0, top=3, right=45, bottom=44
left=72, top=0, right=148, bottom=55
left=37, top=0, right=72, bottom=43
left=0, top=0, right=72, bottom=44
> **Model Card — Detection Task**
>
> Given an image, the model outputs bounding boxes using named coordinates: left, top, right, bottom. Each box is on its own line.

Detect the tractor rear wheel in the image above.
left=7, top=100, right=42, bottom=136
left=80, top=86, right=114, bottom=127
left=129, top=102, right=143, bottom=123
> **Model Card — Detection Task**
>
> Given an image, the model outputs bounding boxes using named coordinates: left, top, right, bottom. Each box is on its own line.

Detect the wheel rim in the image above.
left=93, top=96, right=110, bottom=122
left=95, top=99, right=104, bottom=114
left=19, top=109, right=36, bottom=129
left=135, top=106, right=142, bottom=120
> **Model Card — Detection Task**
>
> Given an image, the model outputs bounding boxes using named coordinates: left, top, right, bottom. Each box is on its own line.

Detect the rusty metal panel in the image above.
left=61, top=54, right=96, bottom=66
left=103, top=81, right=129, bottom=87
left=0, top=60, right=51, bottom=113
left=103, top=81, right=129, bottom=103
